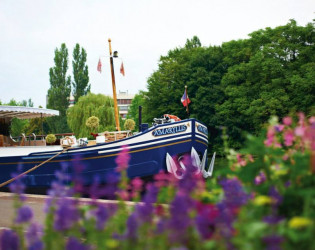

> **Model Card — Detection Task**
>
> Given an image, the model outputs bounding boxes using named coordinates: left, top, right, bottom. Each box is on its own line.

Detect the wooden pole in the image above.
left=108, top=38, right=121, bottom=131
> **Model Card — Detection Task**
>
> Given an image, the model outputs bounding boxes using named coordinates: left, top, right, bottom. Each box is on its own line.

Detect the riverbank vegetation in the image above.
left=1, top=112, right=314, bottom=249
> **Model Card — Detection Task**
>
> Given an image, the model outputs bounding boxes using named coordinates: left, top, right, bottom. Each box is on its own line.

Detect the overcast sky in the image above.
left=0, top=0, right=314, bottom=108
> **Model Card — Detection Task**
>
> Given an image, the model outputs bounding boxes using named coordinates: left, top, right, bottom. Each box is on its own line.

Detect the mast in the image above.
left=108, top=38, right=121, bottom=131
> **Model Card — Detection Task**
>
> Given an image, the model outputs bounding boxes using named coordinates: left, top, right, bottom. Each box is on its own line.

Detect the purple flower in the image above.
left=54, top=198, right=80, bottom=231
left=126, top=213, right=138, bottom=239
left=269, top=186, right=282, bottom=207
left=155, top=218, right=167, bottom=234
left=16, top=205, right=33, bottom=224
left=9, top=167, right=26, bottom=201
left=167, top=193, right=195, bottom=243
left=195, top=215, right=214, bottom=240
left=132, top=184, right=158, bottom=224
left=93, top=204, right=109, bottom=230
left=170, top=247, right=188, bottom=250
left=177, top=155, right=200, bottom=193
left=219, top=178, right=249, bottom=208
left=9, top=175, right=25, bottom=195
left=254, top=171, right=266, bottom=185
left=102, top=172, right=120, bottom=199
left=262, top=234, right=284, bottom=250
left=29, top=241, right=44, bottom=250
left=195, top=202, right=219, bottom=240
left=26, top=223, right=43, bottom=250
left=66, top=237, right=89, bottom=250
left=214, top=178, right=249, bottom=249
left=89, top=175, right=102, bottom=200
left=263, top=215, right=284, bottom=225
left=0, top=229, right=19, bottom=250
left=72, top=155, right=86, bottom=194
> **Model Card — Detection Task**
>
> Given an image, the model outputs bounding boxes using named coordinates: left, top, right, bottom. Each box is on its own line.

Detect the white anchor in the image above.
left=166, top=147, right=216, bottom=179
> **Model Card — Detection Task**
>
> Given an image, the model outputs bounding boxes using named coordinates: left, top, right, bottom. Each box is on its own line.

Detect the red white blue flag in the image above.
left=181, top=89, right=191, bottom=107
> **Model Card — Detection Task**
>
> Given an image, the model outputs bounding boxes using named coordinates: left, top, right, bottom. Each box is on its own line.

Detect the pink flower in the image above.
left=236, top=154, right=247, bottom=167
left=255, top=171, right=266, bottom=185
left=264, top=127, right=275, bottom=147
left=115, top=145, right=130, bottom=172
left=247, top=154, right=254, bottom=163
left=283, top=154, right=289, bottom=161
left=155, top=204, right=165, bottom=216
left=305, top=125, right=315, bottom=151
left=283, top=116, right=292, bottom=126
left=275, top=125, right=284, bottom=132
left=131, top=177, right=143, bottom=192
left=284, top=130, right=294, bottom=146
left=298, top=112, right=305, bottom=126
left=117, top=190, right=129, bottom=201
left=294, top=126, right=305, bottom=137
left=154, top=170, right=174, bottom=188
left=309, top=117, right=315, bottom=125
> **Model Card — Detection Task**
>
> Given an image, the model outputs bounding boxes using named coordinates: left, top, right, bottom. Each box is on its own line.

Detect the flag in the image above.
left=97, top=59, right=102, bottom=73
left=120, top=62, right=125, bottom=76
left=181, top=89, right=191, bottom=107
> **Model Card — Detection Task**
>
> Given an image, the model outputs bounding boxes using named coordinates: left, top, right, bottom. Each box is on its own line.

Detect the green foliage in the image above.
left=45, top=134, right=56, bottom=144
left=67, top=93, right=115, bottom=138
left=123, top=119, right=135, bottom=131
left=145, top=37, right=227, bottom=151
left=2, top=98, right=36, bottom=136
left=3, top=113, right=315, bottom=249
left=9, top=118, right=29, bottom=137
left=72, top=43, right=90, bottom=103
left=126, top=91, right=150, bottom=129
left=144, top=19, right=315, bottom=152
left=47, top=43, right=71, bottom=133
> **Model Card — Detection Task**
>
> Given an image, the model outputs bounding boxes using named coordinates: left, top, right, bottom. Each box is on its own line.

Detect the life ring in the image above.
left=163, top=114, right=181, bottom=122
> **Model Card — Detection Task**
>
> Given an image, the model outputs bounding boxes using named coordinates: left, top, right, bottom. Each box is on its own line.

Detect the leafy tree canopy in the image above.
left=143, top=19, right=315, bottom=153
left=127, top=91, right=151, bottom=130
left=67, top=93, right=116, bottom=138
left=47, top=43, right=72, bottom=133
left=72, top=43, right=90, bottom=103
left=0, top=98, right=37, bottom=137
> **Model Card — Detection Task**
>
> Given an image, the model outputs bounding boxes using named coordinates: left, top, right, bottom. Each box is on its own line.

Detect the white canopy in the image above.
left=0, top=106, right=59, bottom=119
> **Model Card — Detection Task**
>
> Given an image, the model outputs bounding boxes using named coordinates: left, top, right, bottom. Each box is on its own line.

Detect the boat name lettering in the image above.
left=152, top=125, right=187, bottom=137
left=197, top=125, right=208, bottom=135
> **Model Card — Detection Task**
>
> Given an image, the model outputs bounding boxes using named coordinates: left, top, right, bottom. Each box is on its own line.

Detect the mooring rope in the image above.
left=0, top=147, right=70, bottom=188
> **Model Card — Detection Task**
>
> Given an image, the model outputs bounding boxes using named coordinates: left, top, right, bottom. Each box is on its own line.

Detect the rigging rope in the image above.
left=0, top=147, right=70, bottom=188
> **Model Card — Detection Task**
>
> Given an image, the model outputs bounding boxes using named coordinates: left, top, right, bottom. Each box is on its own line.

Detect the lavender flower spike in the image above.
left=0, top=229, right=20, bottom=250
left=16, top=205, right=33, bottom=224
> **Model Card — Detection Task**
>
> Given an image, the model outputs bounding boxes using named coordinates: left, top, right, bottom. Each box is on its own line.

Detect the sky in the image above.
left=0, top=0, right=314, bottom=108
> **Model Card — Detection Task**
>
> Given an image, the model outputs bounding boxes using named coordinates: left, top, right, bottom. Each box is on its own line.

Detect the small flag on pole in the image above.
left=97, top=58, right=102, bottom=73
left=181, top=87, right=191, bottom=107
left=120, top=62, right=125, bottom=76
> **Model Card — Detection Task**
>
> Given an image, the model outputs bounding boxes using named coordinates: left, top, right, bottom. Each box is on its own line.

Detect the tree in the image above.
left=127, top=91, right=150, bottom=130
left=144, top=37, right=226, bottom=151
left=185, top=36, right=202, bottom=49
left=67, top=93, right=115, bottom=138
left=144, top=20, right=315, bottom=152
left=216, top=19, right=315, bottom=148
left=72, top=44, right=90, bottom=103
left=2, top=98, right=35, bottom=136
left=47, top=43, right=72, bottom=133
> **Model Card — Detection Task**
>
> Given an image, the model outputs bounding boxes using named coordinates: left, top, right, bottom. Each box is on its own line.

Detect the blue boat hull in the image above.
left=0, top=119, right=208, bottom=187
